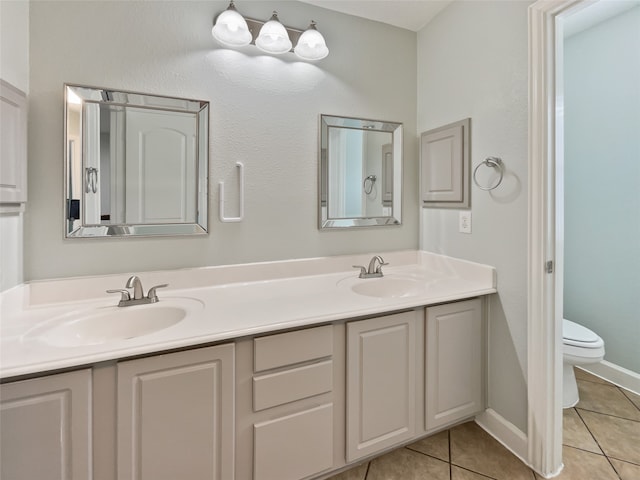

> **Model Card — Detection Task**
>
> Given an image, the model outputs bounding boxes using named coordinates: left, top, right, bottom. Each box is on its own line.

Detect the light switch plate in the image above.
left=459, top=211, right=472, bottom=234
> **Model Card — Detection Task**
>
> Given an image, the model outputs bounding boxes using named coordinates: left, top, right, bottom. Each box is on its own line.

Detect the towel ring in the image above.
left=363, top=174, right=377, bottom=195
left=473, top=157, right=504, bottom=191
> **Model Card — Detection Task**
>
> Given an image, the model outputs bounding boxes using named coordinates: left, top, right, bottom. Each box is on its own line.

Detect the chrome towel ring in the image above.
left=473, top=157, right=504, bottom=191
left=363, top=174, right=377, bottom=195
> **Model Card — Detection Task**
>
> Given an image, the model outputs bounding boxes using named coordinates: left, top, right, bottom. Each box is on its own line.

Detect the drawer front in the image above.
left=254, top=325, right=333, bottom=372
left=254, top=403, right=333, bottom=480
left=253, top=360, right=333, bottom=411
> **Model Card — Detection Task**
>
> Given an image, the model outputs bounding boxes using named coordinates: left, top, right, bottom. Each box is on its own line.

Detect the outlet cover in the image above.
left=459, top=211, right=472, bottom=234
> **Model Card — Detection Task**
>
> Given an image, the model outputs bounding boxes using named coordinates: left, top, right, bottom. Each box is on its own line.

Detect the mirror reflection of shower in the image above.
left=327, top=127, right=393, bottom=219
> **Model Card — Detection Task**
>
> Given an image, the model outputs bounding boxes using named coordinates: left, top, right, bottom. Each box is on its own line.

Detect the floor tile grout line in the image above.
left=563, top=407, right=604, bottom=456
left=364, top=460, right=371, bottom=480
left=617, top=386, right=640, bottom=413
left=450, top=463, right=499, bottom=479
left=405, top=445, right=450, bottom=464
left=573, top=409, right=625, bottom=479
left=605, top=456, right=640, bottom=468
left=575, top=405, right=640, bottom=423
left=563, top=445, right=624, bottom=480
left=448, top=429, right=452, bottom=480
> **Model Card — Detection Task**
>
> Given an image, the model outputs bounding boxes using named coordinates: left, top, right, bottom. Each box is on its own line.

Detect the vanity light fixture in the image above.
left=294, top=21, right=329, bottom=61
left=255, top=11, right=292, bottom=54
left=211, top=1, right=252, bottom=47
left=211, top=1, right=329, bottom=61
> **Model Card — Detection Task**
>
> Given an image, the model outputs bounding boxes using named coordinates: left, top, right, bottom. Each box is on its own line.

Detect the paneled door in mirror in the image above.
left=64, top=85, right=209, bottom=238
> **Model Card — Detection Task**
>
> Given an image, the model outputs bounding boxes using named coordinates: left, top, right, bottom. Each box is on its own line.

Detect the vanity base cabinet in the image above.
left=0, top=369, right=92, bottom=480
left=116, top=344, right=235, bottom=480
left=235, top=325, right=337, bottom=480
left=346, top=310, right=422, bottom=462
left=425, top=298, right=484, bottom=431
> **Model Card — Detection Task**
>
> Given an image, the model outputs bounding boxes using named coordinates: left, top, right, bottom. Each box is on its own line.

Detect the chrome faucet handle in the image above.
left=367, top=255, right=388, bottom=274
left=375, top=260, right=389, bottom=274
left=125, top=275, right=144, bottom=300
left=106, top=289, right=131, bottom=305
left=147, top=284, right=169, bottom=303
left=352, top=265, right=367, bottom=278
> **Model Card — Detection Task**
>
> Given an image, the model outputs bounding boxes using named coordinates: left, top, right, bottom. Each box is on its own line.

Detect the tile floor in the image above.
left=327, top=368, right=640, bottom=480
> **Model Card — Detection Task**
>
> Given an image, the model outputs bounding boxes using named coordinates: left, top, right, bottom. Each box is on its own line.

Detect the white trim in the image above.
left=580, top=363, right=640, bottom=395
left=527, top=0, right=587, bottom=476
left=475, top=409, right=530, bottom=467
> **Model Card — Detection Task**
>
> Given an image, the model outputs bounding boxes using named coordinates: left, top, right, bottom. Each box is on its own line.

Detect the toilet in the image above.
left=563, top=318, right=605, bottom=408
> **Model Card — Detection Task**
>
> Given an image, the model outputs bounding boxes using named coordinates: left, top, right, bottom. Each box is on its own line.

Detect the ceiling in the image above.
left=299, top=0, right=454, bottom=32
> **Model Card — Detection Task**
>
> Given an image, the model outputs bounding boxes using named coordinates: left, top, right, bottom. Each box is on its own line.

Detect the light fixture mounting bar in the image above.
left=245, top=18, right=303, bottom=53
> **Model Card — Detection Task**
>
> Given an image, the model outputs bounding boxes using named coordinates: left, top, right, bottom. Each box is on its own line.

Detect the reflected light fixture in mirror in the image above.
left=211, top=1, right=329, bottom=61
left=211, top=1, right=252, bottom=47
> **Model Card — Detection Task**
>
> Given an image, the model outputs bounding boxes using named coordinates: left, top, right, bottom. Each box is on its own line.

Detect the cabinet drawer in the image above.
left=253, top=360, right=333, bottom=411
left=254, top=403, right=333, bottom=480
left=254, top=325, right=333, bottom=372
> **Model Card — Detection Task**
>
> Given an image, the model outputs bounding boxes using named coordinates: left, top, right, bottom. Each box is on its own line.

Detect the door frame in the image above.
left=527, top=0, right=589, bottom=476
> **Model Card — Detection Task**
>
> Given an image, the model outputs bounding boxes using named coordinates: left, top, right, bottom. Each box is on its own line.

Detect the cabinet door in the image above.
left=420, top=118, right=470, bottom=209
left=426, top=298, right=484, bottom=431
left=117, top=344, right=234, bottom=480
left=0, top=80, right=27, bottom=204
left=0, top=369, right=92, bottom=480
left=346, top=311, right=418, bottom=461
left=253, top=403, right=334, bottom=480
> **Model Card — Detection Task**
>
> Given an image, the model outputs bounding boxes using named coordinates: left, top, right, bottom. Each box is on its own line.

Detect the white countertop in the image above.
left=0, top=251, right=496, bottom=379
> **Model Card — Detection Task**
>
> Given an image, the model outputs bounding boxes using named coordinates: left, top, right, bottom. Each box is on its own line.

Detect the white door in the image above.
left=125, top=108, right=197, bottom=224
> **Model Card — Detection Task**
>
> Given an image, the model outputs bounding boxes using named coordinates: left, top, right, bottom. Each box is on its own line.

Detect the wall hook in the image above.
left=219, top=162, right=244, bottom=222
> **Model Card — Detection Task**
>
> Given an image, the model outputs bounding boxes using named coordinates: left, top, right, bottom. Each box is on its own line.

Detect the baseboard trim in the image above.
left=580, top=361, right=640, bottom=395
left=475, top=408, right=529, bottom=468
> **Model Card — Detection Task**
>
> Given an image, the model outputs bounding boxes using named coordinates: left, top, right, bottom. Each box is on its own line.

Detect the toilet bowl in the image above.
left=563, top=318, right=605, bottom=408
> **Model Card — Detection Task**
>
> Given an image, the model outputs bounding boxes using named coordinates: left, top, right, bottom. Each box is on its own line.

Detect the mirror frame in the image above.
left=63, top=84, right=209, bottom=238
left=319, top=114, right=403, bottom=229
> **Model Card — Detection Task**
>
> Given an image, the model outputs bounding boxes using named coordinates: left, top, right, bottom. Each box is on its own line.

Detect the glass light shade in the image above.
left=255, top=12, right=292, bottom=54
left=294, top=22, right=329, bottom=61
left=212, top=3, right=252, bottom=48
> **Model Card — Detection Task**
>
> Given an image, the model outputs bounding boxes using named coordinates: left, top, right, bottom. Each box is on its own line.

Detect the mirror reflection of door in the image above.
left=83, top=107, right=197, bottom=225
left=125, top=108, right=197, bottom=224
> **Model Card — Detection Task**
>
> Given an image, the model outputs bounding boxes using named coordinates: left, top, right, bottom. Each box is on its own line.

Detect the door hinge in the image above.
left=545, top=260, right=554, bottom=274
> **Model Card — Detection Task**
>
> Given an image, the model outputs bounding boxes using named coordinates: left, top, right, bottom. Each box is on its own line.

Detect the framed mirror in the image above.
left=64, top=84, right=209, bottom=238
left=319, top=114, right=402, bottom=229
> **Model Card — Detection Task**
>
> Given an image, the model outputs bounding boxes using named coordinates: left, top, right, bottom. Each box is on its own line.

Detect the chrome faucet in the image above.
left=353, top=255, right=389, bottom=279
left=107, top=275, right=168, bottom=307
left=126, top=275, right=144, bottom=300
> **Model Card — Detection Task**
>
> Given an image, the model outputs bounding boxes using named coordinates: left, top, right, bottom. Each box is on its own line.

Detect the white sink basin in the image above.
left=28, top=298, right=203, bottom=347
left=339, top=275, right=429, bottom=298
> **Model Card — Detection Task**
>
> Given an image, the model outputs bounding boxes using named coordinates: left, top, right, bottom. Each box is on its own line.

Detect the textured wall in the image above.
left=564, top=7, right=640, bottom=373
left=417, top=1, right=532, bottom=433
left=25, top=1, right=417, bottom=281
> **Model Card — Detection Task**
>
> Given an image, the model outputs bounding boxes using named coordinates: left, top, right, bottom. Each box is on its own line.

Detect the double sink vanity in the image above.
left=0, top=250, right=496, bottom=480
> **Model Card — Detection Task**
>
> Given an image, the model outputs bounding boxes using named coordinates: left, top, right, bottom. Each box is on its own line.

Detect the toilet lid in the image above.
left=563, top=319, right=603, bottom=348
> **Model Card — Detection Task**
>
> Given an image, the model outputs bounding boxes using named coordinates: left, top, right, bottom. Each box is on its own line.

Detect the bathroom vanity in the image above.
left=0, top=250, right=495, bottom=480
